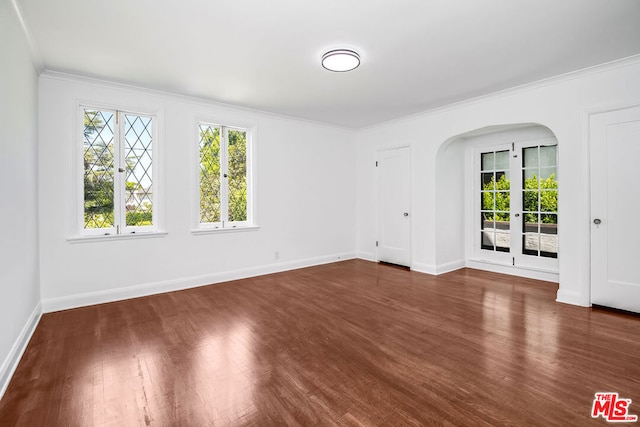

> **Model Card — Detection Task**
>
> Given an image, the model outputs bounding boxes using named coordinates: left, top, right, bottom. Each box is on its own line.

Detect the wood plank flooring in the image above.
left=1, top=259, right=639, bottom=426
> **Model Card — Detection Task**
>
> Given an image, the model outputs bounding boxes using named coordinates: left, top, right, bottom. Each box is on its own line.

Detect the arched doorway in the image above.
left=435, top=123, right=559, bottom=282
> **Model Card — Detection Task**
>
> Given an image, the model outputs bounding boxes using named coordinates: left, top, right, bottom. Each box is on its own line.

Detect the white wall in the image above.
left=0, top=0, right=41, bottom=396
left=39, top=74, right=357, bottom=310
left=356, top=57, right=640, bottom=307
left=434, top=140, right=465, bottom=272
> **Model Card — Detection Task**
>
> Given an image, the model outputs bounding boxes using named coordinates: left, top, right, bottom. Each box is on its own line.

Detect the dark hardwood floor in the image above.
left=1, top=259, right=639, bottom=426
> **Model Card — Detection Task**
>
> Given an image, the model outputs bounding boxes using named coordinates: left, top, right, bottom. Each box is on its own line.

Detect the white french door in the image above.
left=476, top=139, right=558, bottom=272
left=377, top=147, right=411, bottom=267
left=590, top=105, right=640, bottom=313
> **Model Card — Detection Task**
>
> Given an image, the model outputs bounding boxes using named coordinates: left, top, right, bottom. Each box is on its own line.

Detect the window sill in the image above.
left=191, top=225, right=260, bottom=235
left=67, top=231, right=168, bottom=244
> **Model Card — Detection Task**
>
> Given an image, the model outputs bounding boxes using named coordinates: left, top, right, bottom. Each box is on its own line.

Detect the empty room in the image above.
left=2, top=0, right=640, bottom=425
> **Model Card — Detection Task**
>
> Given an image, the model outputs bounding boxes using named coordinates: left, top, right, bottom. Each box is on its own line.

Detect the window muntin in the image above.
left=198, top=123, right=249, bottom=228
left=82, top=107, right=155, bottom=235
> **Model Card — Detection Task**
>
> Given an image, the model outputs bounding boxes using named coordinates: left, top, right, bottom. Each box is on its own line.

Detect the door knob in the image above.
left=593, top=218, right=601, bottom=225
left=403, top=212, right=409, bottom=217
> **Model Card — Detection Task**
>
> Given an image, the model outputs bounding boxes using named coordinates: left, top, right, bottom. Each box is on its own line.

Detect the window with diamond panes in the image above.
left=199, top=124, right=248, bottom=227
left=82, top=108, right=155, bottom=235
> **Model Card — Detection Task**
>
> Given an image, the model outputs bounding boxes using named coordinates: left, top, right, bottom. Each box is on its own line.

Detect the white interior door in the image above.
left=377, top=147, right=411, bottom=267
left=590, top=105, right=640, bottom=313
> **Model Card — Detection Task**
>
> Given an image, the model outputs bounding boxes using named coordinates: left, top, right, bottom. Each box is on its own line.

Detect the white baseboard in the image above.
left=411, top=262, right=436, bottom=275
left=42, top=252, right=357, bottom=313
left=356, top=251, right=376, bottom=262
left=434, top=260, right=466, bottom=275
left=0, top=302, right=42, bottom=400
left=411, top=260, right=465, bottom=276
left=465, top=259, right=559, bottom=283
left=556, top=289, right=590, bottom=307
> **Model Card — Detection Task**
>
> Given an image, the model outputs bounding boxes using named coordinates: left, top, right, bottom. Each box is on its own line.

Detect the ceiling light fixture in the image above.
left=321, top=49, right=360, bottom=72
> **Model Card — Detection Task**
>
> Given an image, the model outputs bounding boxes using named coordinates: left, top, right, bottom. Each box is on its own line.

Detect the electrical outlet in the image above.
left=274, top=251, right=279, bottom=260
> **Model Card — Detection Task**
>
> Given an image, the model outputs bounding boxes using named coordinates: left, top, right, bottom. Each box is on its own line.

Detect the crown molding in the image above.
left=362, top=54, right=640, bottom=132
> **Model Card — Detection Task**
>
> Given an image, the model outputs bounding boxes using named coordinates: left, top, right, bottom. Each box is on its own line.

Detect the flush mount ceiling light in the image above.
left=321, top=49, right=360, bottom=72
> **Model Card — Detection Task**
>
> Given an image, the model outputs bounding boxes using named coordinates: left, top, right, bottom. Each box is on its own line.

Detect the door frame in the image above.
left=375, top=145, right=412, bottom=267
left=472, top=139, right=559, bottom=272
left=463, top=127, right=560, bottom=283
left=588, top=102, right=640, bottom=309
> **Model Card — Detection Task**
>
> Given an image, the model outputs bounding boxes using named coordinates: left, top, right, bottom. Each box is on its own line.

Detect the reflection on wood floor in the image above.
left=1, top=259, right=638, bottom=426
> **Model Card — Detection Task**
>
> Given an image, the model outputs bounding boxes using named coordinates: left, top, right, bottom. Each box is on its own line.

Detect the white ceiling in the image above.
left=16, top=0, right=640, bottom=128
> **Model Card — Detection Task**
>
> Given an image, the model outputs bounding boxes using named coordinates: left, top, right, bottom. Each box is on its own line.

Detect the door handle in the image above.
left=403, top=212, right=409, bottom=217
left=593, top=218, right=601, bottom=225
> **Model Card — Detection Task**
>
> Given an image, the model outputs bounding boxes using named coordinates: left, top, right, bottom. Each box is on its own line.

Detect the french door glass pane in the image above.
left=124, top=114, right=153, bottom=227
left=481, top=172, right=494, bottom=190
left=481, top=152, right=494, bottom=170
left=523, top=213, right=538, bottom=254
left=541, top=190, right=558, bottom=212
left=83, top=109, right=115, bottom=229
left=523, top=147, right=538, bottom=168
left=540, top=167, right=557, bottom=182
left=496, top=191, right=510, bottom=211
left=540, top=145, right=557, bottom=167
left=540, top=214, right=558, bottom=258
left=496, top=232, right=510, bottom=252
left=481, top=213, right=495, bottom=250
left=523, top=169, right=539, bottom=189
left=482, top=192, right=494, bottom=210
left=523, top=190, right=538, bottom=212
left=199, top=125, right=222, bottom=223
left=495, top=151, right=509, bottom=170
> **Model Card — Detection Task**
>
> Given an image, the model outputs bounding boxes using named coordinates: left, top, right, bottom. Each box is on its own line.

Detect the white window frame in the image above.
left=194, top=120, right=256, bottom=232
left=471, top=137, right=559, bottom=273
left=75, top=103, right=162, bottom=239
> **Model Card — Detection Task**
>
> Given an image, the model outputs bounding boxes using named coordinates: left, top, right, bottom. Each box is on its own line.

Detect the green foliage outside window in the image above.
left=482, top=175, right=510, bottom=221
left=200, top=127, right=221, bottom=222
left=125, top=211, right=153, bottom=225
left=84, top=111, right=153, bottom=228
left=84, top=111, right=115, bottom=228
left=227, top=130, right=247, bottom=222
left=84, top=115, right=248, bottom=229
left=200, top=127, right=247, bottom=223
left=482, top=174, right=557, bottom=223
